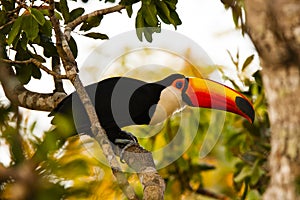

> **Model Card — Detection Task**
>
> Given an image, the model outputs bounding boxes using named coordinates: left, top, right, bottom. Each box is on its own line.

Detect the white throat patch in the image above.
left=149, top=86, right=186, bottom=125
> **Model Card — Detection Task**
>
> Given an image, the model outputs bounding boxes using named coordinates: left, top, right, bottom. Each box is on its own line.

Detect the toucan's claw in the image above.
left=114, top=131, right=138, bottom=163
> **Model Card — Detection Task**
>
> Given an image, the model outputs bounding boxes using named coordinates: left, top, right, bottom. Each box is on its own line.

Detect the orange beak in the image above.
left=183, top=77, right=255, bottom=123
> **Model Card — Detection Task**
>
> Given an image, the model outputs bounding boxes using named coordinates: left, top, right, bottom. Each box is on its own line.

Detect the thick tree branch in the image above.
left=0, top=46, right=66, bottom=111
left=48, top=1, right=140, bottom=199
left=121, top=145, right=165, bottom=200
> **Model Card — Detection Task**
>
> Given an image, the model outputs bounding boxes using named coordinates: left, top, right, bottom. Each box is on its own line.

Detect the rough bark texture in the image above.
left=244, top=0, right=300, bottom=199
left=0, top=46, right=66, bottom=111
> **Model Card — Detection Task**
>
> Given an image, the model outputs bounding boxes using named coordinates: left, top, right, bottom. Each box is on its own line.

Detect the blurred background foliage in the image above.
left=0, top=47, right=269, bottom=200
left=0, top=0, right=270, bottom=199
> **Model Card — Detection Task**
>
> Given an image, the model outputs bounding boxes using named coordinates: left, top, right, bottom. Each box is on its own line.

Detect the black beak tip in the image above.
left=235, top=96, right=255, bottom=123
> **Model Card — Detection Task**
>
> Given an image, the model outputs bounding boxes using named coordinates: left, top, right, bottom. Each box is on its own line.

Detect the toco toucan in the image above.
left=49, top=74, right=254, bottom=149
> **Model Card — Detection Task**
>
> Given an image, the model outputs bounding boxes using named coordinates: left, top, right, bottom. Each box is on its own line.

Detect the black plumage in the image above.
left=49, top=74, right=184, bottom=143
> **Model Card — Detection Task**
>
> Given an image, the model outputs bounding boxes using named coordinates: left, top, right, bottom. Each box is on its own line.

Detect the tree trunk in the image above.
left=244, top=0, right=300, bottom=199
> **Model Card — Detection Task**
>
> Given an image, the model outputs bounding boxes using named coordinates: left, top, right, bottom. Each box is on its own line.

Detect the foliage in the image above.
left=0, top=0, right=270, bottom=199
left=0, top=103, right=119, bottom=199
left=221, top=0, right=246, bottom=35
left=219, top=51, right=270, bottom=199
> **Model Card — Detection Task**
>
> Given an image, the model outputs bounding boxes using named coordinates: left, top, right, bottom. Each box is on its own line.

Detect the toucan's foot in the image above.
left=113, top=131, right=138, bottom=163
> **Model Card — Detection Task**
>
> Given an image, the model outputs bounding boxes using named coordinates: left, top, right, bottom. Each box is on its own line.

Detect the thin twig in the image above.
left=64, top=4, right=125, bottom=39
left=0, top=20, right=14, bottom=30
left=194, top=187, right=229, bottom=200
left=1, top=58, right=68, bottom=79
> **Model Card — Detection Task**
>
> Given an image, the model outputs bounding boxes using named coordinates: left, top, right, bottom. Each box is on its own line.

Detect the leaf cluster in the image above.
left=0, top=106, right=107, bottom=199
left=121, top=0, right=181, bottom=42
left=221, top=0, right=246, bottom=35
left=220, top=51, right=270, bottom=199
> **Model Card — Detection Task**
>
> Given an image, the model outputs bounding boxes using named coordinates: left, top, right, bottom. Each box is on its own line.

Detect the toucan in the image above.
left=49, top=74, right=254, bottom=149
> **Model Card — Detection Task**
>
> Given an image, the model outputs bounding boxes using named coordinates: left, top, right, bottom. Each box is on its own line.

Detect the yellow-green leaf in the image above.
left=242, top=54, right=254, bottom=71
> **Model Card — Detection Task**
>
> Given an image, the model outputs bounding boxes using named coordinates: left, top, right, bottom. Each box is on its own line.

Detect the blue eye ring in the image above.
left=175, top=81, right=183, bottom=89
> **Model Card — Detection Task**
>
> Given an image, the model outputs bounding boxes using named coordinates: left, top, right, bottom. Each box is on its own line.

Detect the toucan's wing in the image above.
left=94, top=78, right=162, bottom=130
left=128, top=83, right=163, bottom=125
left=49, top=77, right=163, bottom=137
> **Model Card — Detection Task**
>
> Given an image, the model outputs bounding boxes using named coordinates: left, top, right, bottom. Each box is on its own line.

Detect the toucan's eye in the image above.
left=175, top=81, right=183, bottom=89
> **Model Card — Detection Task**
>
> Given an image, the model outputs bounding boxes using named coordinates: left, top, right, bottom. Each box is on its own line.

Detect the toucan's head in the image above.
left=153, top=74, right=255, bottom=124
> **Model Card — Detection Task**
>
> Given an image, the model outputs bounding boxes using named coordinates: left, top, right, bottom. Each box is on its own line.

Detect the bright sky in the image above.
left=0, top=0, right=259, bottom=166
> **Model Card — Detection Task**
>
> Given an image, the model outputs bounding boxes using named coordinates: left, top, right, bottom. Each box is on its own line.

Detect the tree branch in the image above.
left=0, top=161, right=38, bottom=200
left=73, top=75, right=139, bottom=200
left=194, top=187, right=229, bottom=200
left=64, top=4, right=125, bottom=39
left=51, top=55, right=65, bottom=93
left=0, top=45, right=66, bottom=111
left=121, top=145, right=165, bottom=200
left=1, top=58, right=68, bottom=80
left=48, top=2, right=140, bottom=199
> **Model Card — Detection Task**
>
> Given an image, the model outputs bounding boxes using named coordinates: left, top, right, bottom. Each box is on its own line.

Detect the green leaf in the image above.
left=14, top=46, right=34, bottom=84
left=250, top=160, right=265, bottom=185
left=32, top=65, right=42, bottom=79
left=29, top=121, right=37, bottom=133
left=1, top=0, right=15, bottom=11
left=40, top=37, right=57, bottom=58
left=0, top=11, right=7, bottom=26
left=119, top=0, right=140, bottom=6
left=246, top=190, right=262, bottom=200
left=7, top=16, right=23, bottom=45
left=19, top=33, right=29, bottom=50
left=232, top=5, right=241, bottom=28
left=157, top=1, right=174, bottom=26
left=234, top=165, right=252, bottom=183
left=60, top=0, right=70, bottom=23
left=69, top=8, right=85, bottom=22
left=68, top=36, right=78, bottom=58
left=22, top=15, right=39, bottom=42
left=170, top=11, right=181, bottom=25
left=15, top=63, right=33, bottom=84
left=125, top=5, right=133, bottom=18
left=242, top=54, right=254, bottom=71
left=144, top=4, right=158, bottom=27
left=80, top=15, right=103, bottom=31
left=143, top=28, right=153, bottom=42
left=40, top=20, right=52, bottom=37
left=55, top=11, right=63, bottom=20
left=142, top=0, right=151, bottom=5
left=165, top=0, right=177, bottom=10
left=135, top=12, right=144, bottom=41
left=29, top=8, right=45, bottom=25
left=83, top=32, right=109, bottom=40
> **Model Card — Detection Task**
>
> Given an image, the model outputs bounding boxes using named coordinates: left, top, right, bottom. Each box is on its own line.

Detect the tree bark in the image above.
left=244, top=0, right=300, bottom=199
left=0, top=45, right=66, bottom=111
